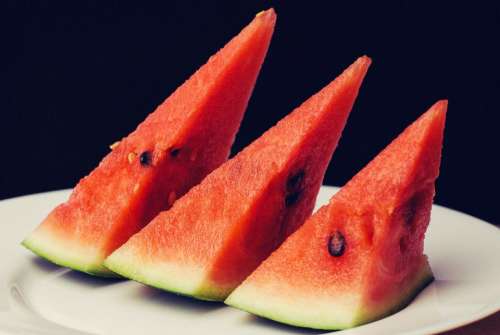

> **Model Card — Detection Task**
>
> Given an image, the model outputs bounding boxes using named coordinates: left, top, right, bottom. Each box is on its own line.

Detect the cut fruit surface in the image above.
left=226, top=101, right=447, bottom=329
left=22, top=9, right=276, bottom=276
left=105, top=56, right=371, bottom=299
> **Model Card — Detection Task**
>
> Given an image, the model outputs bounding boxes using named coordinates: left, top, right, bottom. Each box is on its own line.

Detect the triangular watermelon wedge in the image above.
left=22, top=9, right=276, bottom=276
left=104, top=56, right=371, bottom=300
left=226, top=101, right=447, bottom=329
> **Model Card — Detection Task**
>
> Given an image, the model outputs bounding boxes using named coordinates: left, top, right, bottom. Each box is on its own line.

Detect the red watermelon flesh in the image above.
left=104, top=56, right=371, bottom=299
left=226, top=101, right=447, bottom=329
left=22, top=9, right=276, bottom=276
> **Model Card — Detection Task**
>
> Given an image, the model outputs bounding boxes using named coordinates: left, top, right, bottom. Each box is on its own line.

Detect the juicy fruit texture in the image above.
left=104, top=56, right=371, bottom=299
left=226, top=101, right=447, bottom=329
left=22, top=9, right=276, bottom=276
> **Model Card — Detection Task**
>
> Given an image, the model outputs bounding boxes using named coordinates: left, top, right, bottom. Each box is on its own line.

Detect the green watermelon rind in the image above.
left=225, top=260, right=434, bottom=330
left=104, top=250, right=227, bottom=301
left=22, top=232, right=117, bottom=277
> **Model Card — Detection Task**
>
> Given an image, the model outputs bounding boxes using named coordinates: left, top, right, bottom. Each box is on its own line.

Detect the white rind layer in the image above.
left=227, top=283, right=362, bottom=329
left=226, top=259, right=433, bottom=330
left=104, top=247, right=216, bottom=299
left=22, top=226, right=113, bottom=276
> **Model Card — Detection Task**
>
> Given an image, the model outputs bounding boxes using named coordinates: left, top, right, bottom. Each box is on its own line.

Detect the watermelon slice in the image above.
left=226, top=101, right=447, bottom=329
left=104, top=56, right=371, bottom=299
left=22, top=9, right=276, bottom=276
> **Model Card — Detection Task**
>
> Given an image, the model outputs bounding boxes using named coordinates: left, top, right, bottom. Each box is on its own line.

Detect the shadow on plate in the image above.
left=137, top=285, right=225, bottom=314
left=243, top=315, right=329, bottom=334
left=30, top=257, right=124, bottom=288
left=31, top=257, right=62, bottom=273
left=60, top=270, right=125, bottom=288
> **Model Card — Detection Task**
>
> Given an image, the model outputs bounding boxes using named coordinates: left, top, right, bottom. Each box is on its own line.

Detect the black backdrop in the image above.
left=2, top=1, right=499, bottom=225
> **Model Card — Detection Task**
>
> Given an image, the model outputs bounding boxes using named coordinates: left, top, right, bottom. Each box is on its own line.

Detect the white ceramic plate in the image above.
left=0, top=186, right=499, bottom=335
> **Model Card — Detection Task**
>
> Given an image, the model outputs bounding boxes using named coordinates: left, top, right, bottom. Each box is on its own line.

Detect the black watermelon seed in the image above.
left=287, top=170, right=305, bottom=191
left=285, top=191, right=301, bottom=207
left=139, top=151, right=152, bottom=166
left=402, top=205, right=416, bottom=226
left=170, top=147, right=181, bottom=157
left=328, top=231, right=346, bottom=257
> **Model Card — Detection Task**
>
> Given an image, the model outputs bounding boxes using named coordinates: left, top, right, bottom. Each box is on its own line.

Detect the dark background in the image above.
left=2, top=1, right=498, bottom=225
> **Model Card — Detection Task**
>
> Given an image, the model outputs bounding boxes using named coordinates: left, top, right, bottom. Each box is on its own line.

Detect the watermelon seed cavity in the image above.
left=285, top=191, right=301, bottom=207
left=400, top=190, right=427, bottom=227
left=285, top=170, right=305, bottom=207
left=140, top=151, right=152, bottom=166
left=287, top=170, right=305, bottom=191
left=170, top=147, right=181, bottom=157
left=402, top=201, right=417, bottom=226
left=328, top=231, right=346, bottom=257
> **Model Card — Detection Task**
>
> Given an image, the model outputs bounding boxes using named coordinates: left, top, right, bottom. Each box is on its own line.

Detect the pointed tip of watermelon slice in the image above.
left=256, top=8, right=276, bottom=19
left=420, top=99, right=448, bottom=124
left=411, top=99, right=447, bottom=147
left=358, top=54, right=372, bottom=64
left=346, top=54, right=371, bottom=70
left=429, top=99, right=448, bottom=116
left=335, top=55, right=372, bottom=91
left=436, top=99, right=448, bottom=108
left=253, top=8, right=276, bottom=30
left=351, top=55, right=372, bottom=72
left=429, top=100, right=447, bottom=130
